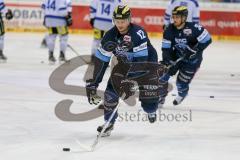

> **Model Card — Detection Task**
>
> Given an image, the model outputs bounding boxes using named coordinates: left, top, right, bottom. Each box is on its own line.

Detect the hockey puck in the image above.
left=230, top=74, right=235, bottom=77
left=210, top=96, right=214, bottom=98
left=40, top=61, right=44, bottom=64
left=63, top=148, right=70, bottom=152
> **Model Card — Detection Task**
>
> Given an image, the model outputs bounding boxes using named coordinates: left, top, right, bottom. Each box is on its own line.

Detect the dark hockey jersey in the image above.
left=96, top=23, right=158, bottom=63
left=91, top=23, right=158, bottom=86
left=162, top=22, right=212, bottom=63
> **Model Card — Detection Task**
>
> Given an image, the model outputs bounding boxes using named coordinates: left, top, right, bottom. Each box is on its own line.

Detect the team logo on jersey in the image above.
left=183, top=29, right=192, bottom=36
left=123, top=35, right=131, bottom=42
left=175, top=38, right=187, bottom=44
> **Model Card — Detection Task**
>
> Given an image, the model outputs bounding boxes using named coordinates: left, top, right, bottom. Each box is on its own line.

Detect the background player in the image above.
left=42, top=0, right=72, bottom=64
left=163, top=0, right=200, bottom=30
left=89, top=0, right=122, bottom=63
left=159, top=6, right=212, bottom=107
left=86, top=5, right=163, bottom=137
left=0, top=0, right=13, bottom=63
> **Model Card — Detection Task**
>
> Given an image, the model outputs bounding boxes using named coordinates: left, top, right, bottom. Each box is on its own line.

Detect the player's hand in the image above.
left=66, top=12, right=73, bottom=26
left=5, top=9, right=13, bottom=20
left=86, top=83, right=101, bottom=105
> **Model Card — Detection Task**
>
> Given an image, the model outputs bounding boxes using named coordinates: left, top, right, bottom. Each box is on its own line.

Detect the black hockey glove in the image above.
left=5, top=9, right=13, bottom=20
left=66, top=12, right=73, bottom=26
left=86, top=83, right=101, bottom=105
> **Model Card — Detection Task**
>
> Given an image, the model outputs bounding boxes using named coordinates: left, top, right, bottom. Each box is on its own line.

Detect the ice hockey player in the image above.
left=163, top=0, right=200, bottom=30
left=0, top=0, right=13, bottom=63
left=89, top=0, right=122, bottom=63
left=159, top=6, right=212, bottom=107
left=42, top=0, right=72, bottom=64
left=86, top=5, right=166, bottom=136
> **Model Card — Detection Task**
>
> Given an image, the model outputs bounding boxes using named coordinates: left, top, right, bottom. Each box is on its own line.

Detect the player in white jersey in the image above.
left=42, top=0, right=72, bottom=64
left=0, top=0, right=13, bottom=63
left=163, top=0, right=200, bottom=29
left=89, top=0, right=122, bottom=63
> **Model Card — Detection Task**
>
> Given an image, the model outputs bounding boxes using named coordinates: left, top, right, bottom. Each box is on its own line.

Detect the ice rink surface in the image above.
left=0, top=33, right=240, bottom=160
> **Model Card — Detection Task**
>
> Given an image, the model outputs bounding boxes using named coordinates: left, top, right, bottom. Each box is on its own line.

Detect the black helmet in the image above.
left=113, top=5, right=131, bottom=20
left=172, top=6, right=188, bottom=17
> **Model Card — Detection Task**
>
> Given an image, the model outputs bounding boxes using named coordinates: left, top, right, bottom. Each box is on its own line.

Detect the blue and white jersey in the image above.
left=164, top=0, right=200, bottom=26
left=90, top=0, right=122, bottom=31
left=42, top=0, right=72, bottom=27
left=162, top=22, right=211, bottom=63
left=95, top=23, right=157, bottom=63
left=0, top=0, right=8, bottom=15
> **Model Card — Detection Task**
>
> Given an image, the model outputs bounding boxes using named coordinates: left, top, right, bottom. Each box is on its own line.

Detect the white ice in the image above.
left=0, top=33, right=240, bottom=160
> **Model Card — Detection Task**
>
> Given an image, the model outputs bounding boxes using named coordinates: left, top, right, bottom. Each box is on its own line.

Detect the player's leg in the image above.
left=46, top=27, right=57, bottom=64
left=141, top=100, right=159, bottom=123
left=40, top=34, right=48, bottom=48
left=91, top=28, right=104, bottom=63
left=173, top=61, right=202, bottom=105
left=97, top=80, right=119, bottom=137
left=0, top=35, right=6, bottom=63
left=58, top=26, right=69, bottom=63
left=158, top=62, right=180, bottom=108
left=0, top=18, right=6, bottom=63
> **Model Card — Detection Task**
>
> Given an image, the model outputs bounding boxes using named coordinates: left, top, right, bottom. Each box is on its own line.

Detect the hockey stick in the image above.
left=90, top=103, right=120, bottom=151
left=168, top=56, right=184, bottom=69
left=69, top=104, right=119, bottom=152
left=67, top=44, right=90, bottom=64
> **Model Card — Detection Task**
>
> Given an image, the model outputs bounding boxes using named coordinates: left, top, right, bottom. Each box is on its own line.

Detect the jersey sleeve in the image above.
left=161, top=27, right=174, bottom=63
left=192, top=1, right=200, bottom=23
left=193, top=23, right=212, bottom=51
left=95, top=31, right=113, bottom=63
left=66, top=0, right=72, bottom=13
left=163, top=1, right=173, bottom=26
left=0, top=0, right=7, bottom=14
left=90, top=0, right=97, bottom=19
left=131, top=28, right=149, bottom=62
left=90, top=29, right=113, bottom=87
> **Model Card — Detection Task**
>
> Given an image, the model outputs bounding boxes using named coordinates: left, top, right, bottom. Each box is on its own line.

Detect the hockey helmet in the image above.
left=113, top=5, right=131, bottom=20
left=172, top=6, right=188, bottom=17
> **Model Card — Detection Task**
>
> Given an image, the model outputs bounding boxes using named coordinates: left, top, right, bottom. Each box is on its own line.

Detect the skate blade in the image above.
left=98, top=131, right=111, bottom=137
left=59, top=60, right=68, bottom=64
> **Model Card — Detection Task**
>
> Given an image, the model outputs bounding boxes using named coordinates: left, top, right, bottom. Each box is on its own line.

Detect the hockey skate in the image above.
left=59, top=51, right=66, bottom=64
left=40, top=38, right=47, bottom=48
left=0, top=51, right=7, bottom=63
left=158, top=97, right=165, bottom=108
left=148, top=112, right=157, bottom=123
left=48, top=51, right=56, bottom=65
left=173, top=95, right=186, bottom=105
left=97, top=123, right=114, bottom=137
